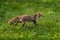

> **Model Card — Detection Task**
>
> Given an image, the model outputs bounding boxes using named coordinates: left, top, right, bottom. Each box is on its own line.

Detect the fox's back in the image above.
left=18, top=15, right=35, bottom=22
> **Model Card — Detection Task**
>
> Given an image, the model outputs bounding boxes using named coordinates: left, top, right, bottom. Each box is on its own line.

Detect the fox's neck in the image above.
left=32, top=15, right=37, bottom=20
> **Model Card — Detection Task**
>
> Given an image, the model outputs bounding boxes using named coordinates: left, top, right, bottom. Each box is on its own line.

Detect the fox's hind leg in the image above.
left=21, top=21, right=25, bottom=26
left=15, top=22, right=18, bottom=25
left=20, top=19, right=25, bottom=27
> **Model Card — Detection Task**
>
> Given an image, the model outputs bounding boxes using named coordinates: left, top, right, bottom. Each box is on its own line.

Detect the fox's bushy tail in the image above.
left=8, top=17, right=18, bottom=25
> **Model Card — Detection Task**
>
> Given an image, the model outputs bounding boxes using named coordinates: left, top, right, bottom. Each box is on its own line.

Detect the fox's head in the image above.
left=34, top=12, right=42, bottom=18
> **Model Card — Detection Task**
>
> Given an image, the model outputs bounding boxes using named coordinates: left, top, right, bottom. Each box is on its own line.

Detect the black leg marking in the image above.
left=15, top=22, right=18, bottom=25
left=33, top=20, right=37, bottom=25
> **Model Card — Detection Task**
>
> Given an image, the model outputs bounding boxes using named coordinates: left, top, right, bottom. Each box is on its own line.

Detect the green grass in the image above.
left=0, top=0, right=60, bottom=40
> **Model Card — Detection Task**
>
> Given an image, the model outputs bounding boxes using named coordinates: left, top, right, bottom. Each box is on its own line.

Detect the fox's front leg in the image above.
left=33, top=20, right=37, bottom=25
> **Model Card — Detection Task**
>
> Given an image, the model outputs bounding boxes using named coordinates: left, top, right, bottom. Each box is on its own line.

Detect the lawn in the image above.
left=0, top=0, right=60, bottom=40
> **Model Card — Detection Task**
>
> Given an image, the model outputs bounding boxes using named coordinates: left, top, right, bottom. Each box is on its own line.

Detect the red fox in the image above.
left=8, top=13, right=42, bottom=26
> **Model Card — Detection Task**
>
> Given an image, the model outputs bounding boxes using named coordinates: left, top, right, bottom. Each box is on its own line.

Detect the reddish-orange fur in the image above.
left=8, top=13, right=42, bottom=26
